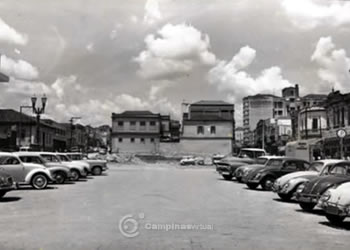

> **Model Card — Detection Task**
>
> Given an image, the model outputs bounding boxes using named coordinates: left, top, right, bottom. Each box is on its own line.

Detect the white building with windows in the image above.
left=180, top=100, right=235, bottom=155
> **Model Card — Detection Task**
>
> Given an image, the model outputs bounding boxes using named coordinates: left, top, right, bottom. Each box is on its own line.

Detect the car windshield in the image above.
left=58, top=155, right=71, bottom=162
left=309, top=162, right=324, bottom=172
left=69, top=154, right=83, bottom=160
left=239, top=150, right=265, bottom=159
left=41, top=154, right=60, bottom=163
left=265, top=159, right=283, bottom=168
left=19, top=156, right=47, bottom=164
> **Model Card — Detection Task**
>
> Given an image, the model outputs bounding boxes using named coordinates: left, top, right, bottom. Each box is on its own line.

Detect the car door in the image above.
left=280, top=160, right=299, bottom=177
left=0, top=156, right=26, bottom=182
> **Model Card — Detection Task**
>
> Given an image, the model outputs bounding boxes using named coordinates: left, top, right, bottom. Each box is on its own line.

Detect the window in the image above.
left=130, top=121, right=136, bottom=131
left=118, top=121, right=124, bottom=126
left=140, top=138, right=145, bottom=143
left=140, top=121, right=146, bottom=131
left=150, top=138, right=155, bottom=143
left=282, top=161, right=298, bottom=171
left=150, top=121, right=156, bottom=126
left=140, top=121, right=146, bottom=126
left=0, top=156, right=20, bottom=165
left=210, top=126, right=216, bottom=134
left=312, top=118, right=318, bottom=130
left=197, top=126, right=204, bottom=135
left=118, top=138, right=123, bottom=143
left=130, top=138, right=135, bottom=143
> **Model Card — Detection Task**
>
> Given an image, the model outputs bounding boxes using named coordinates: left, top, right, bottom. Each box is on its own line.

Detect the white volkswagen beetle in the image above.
left=319, top=181, right=350, bottom=225
left=0, top=152, right=53, bottom=190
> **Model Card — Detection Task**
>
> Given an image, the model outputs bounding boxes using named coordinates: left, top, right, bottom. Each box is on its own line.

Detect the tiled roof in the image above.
left=191, top=100, right=232, bottom=106
left=0, top=109, right=35, bottom=123
left=302, top=94, right=327, bottom=99
left=112, top=110, right=160, bottom=118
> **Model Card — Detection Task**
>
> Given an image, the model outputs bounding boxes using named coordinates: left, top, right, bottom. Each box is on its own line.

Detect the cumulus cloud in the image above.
left=0, top=18, right=28, bottom=45
left=0, top=55, right=39, bottom=80
left=51, top=75, right=83, bottom=100
left=144, top=0, right=162, bottom=25
left=281, top=0, right=350, bottom=29
left=208, top=46, right=293, bottom=103
left=311, top=36, right=350, bottom=91
left=1, top=79, right=51, bottom=96
left=135, top=23, right=216, bottom=80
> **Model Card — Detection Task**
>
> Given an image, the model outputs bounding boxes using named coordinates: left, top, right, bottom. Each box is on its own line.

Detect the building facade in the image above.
left=181, top=100, right=235, bottom=155
left=111, top=111, right=162, bottom=154
left=298, top=107, right=327, bottom=140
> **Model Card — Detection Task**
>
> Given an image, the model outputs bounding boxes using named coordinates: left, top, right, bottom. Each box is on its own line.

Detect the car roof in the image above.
left=14, top=152, right=42, bottom=156
left=314, top=159, right=344, bottom=164
left=259, top=156, right=281, bottom=159
left=241, top=148, right=266, bottom=152
left=0, top=152, right=15, bottom=157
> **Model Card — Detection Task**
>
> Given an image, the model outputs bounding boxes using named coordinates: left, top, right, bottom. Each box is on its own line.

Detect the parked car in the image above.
left=273, top=159, right=343, bottom=201
left=235, top=156, right=279, bottom=183
left=295, top=161, right=350, bottom=211
left=14, top=152, right=72, bottom=184
left=215, top=148, right=266, bottom=180
left=66, top=152, right=108, bottom=175
left=39, top=152, right=87, bottom=181
left=0, top=152, right=53, bottom=190
left=0, top=170, right=16, bottom=198
left=180, top=156, right=204, bottom=166
left=245, top=157, right=310, bottom=190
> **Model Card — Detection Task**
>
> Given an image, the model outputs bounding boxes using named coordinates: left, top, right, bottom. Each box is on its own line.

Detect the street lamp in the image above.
left=18, top=105, right=33, bottom=148
left=69, top=116, right=81, bottom=151
left=31, top=94, right=48, bottom=149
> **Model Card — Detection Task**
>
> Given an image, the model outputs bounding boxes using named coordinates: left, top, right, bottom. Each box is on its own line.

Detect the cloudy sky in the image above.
left=0, top=0, right=350, bottom=126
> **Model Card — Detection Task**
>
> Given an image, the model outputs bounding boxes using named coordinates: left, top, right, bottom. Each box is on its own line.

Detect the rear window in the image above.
left=256, top=158, right=268, bottom=165
left=266, top=159, right=283, bottom=167
left=309, top=162, right=324, bottom=172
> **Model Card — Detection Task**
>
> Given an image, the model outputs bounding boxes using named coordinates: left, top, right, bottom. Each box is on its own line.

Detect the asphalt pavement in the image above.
left=0, top=163, right=349, bottom=250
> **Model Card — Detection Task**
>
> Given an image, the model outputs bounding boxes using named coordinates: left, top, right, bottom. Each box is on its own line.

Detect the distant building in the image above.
left=235, top=127, right=244, bottom=146
left=298, top=107, right=327, bottom=140
left=181, top=100, right=235, bottom=155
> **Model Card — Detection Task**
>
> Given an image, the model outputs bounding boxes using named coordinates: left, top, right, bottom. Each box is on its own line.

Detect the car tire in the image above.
left=325, top=214, right=346, bottom=225
left=299, top=202, right=315, bottom=211
left=223, top=174, right=232, bottom=180
left=236, top=176, right=243, bottom=183
left=31, top=174, right=48, bottom=190
left=247, top=183, right=259, bottom=189
left=0, top=190, right=7, bottom=198
left=53, top=171, right=66, bottom=184
left=71, top=170, right=80, bottom=181
left=261, top=177, right=275, bottom=191
left=278, top=193, right=293, bottom=201
left=92, top=166, right=102, bottom=176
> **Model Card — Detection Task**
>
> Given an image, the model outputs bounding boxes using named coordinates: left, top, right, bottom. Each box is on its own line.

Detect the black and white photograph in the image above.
left=1, top=0, right=350, bottom=249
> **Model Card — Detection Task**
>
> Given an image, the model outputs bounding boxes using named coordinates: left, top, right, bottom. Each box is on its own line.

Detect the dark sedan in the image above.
left=295, top=161, right=350, bottom=211
left=0, top=170, right=16, bottom=199
left=245, top=158, right=310, bottom=191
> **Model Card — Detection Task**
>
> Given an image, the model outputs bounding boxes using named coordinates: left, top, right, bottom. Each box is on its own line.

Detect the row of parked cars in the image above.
left=0, top=152, right=108, bottom=199
left=215, top=149, right=350, bottom=226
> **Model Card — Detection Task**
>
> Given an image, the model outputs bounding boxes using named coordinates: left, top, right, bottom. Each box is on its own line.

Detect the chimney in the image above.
left=295, top=84, right=299, bottom=97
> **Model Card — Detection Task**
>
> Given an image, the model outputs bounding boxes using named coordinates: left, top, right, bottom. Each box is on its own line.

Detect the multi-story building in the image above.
left=235, top=127, right=244, bottom=146
left=323, top=91, right=350, bottom=158
left=181, top=100, right=235, bottom=155
left=42, top=119, right=69, bottom=151
left=298, top=107, right=327, bottom=140
left=111, top=111, right=162, bottom=154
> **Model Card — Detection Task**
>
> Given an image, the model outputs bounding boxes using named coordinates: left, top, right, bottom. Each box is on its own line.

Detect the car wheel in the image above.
left=325, top=214, right=346, bottom=225
left=299, top=202, right=315, bottom=211
left=71, top=170, right=80, bottom=181
left=222, top=174, right=232, bottom=180
left=53, top=171, right=66, bottom=184
left=0, top=191, right=7, bottom=198
left=236, top=176, right=243, bottom=183
left=31, top=174, right=48, bottom=190
left=92, top=166, right=102, bottom=176
left=261, top=177, right=275, bottom=191
left=247, top=183, right=259, bottom=189
left=278, top=193, right=293, bottom=201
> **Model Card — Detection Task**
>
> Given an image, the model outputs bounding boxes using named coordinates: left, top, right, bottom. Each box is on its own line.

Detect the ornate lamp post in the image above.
left=31, top=95, right=47, bottom=148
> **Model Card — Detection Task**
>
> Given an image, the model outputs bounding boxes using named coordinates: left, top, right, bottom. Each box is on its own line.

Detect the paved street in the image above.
left=1, top=163, right=350, bottom=250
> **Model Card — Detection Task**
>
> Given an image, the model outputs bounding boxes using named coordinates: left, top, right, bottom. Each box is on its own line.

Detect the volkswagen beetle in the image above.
left=66, top=152, right=108, bottom=175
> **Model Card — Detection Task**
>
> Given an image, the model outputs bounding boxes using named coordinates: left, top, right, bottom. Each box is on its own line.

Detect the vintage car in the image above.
left=39, top=152, right=87, bottom=181
left=319, top=181, right=350, bottom=224
left=245, top=157, right=310, bottom=190
left=235, top=156, right=279, bottom=183
left=272, top=159, right=343, bottom=201
left=0, top=152, right=53, bottom=190
left=180, top=156, right=205, bottom=166
left=295, top=161, right=350, bottom=211
left=66, top=152, right=109, bottom=175
left=14, top=152, right=72, bottom=184
left=0, top=170, right=16, bottom=198
left=215, top=148, right=266, bottom=180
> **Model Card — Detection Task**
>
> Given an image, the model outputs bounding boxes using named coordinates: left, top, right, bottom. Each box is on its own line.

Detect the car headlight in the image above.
left=0, top=176, right=5, bottom=184
left=254, top=173, right=262, bottom=180
left=296, top=183, right=305, bottom=193
left=320, top=190, right=332, bottom=202
left=282, top=182, right=290, bottom=190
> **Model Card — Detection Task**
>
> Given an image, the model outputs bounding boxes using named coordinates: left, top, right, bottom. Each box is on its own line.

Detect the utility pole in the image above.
left=69, top=117, right=81, bottom=151
left=304, top=106, right=308, bottom=140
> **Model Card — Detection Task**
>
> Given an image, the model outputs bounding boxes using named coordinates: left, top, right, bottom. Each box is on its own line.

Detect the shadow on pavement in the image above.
left=0, top=196, right=22, bottom=203
left=319, top=221, right=350, bottom=231
left=15, top=186, right=58, bottom=191
left=295, top=209, right=325, bottom=216
left=273, top=198, right=299, bottom=204
left=243, top=187, right=269, bottom=192
left=75, top=179, right=88, bottom=182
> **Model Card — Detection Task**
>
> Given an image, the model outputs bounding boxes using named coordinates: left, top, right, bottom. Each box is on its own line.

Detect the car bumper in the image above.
left=295, top=193, right=319, bottom=204
left=319, top=202, right=349, bottom=217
